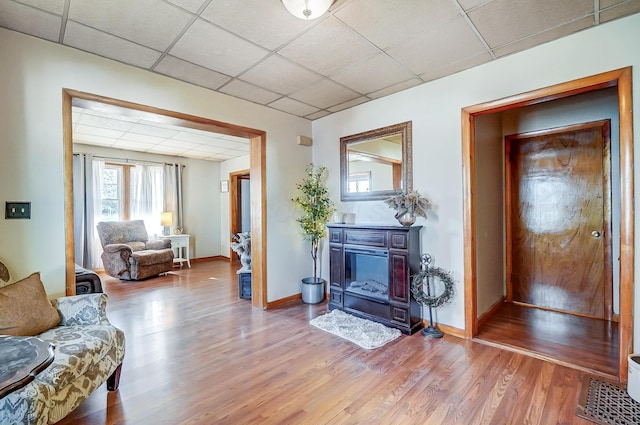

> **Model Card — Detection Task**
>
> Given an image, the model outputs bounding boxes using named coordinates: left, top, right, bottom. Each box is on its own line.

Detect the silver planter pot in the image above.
left=301, top=277, right=326, bottom=304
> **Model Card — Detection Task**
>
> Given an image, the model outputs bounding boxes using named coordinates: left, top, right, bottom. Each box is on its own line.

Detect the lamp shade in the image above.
left=282, top=0, right=333, bottom=20
left=160, top=211, right=173, bottom=227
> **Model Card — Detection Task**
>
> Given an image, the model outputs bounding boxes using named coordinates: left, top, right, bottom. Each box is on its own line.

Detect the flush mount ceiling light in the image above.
left=282, top=0, right=333, bottom=20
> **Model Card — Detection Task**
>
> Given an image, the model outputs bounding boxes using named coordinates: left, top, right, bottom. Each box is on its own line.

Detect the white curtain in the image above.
left=130, top=164, right=164, bottom=238
left=164, top=163, right=184, bottom=230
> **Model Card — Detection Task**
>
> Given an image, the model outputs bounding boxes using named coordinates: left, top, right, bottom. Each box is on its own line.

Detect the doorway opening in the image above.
left=62, top=89, right=268, bottom=309
left=462, top=68, right=634, bottom=382
left=229, top=169, right=250, bottom=260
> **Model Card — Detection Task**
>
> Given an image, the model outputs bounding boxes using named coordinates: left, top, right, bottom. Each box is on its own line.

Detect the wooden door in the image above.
left=506, top=120, right=612, bottom=319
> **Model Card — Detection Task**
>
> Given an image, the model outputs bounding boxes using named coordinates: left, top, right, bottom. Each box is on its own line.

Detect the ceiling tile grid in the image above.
left=2, top=0, right=640, bottom=160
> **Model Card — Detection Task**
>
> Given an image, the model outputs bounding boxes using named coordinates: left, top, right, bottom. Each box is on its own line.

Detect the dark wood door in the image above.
left=506, top=120, right=612, bottom=319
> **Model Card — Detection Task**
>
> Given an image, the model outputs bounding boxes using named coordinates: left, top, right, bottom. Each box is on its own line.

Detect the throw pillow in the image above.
left=0, top=272, right=61, bottom=336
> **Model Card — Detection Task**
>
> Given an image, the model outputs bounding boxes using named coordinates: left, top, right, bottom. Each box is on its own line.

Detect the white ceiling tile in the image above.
left=218, top=79, right=282, bottom=105
left=305, top=110, right=331, bottom=120
left=172, top=131, right=221, bottom=144
left=335, top=0, right=460, bottom=50
left=72, top=134, right=116, bottom=146
left=152, top=145, right=187, bottom=155
left=290, top=78, right=360, bottom=109
left=13, top=0, right=65, bottom=14
left=420, top=52, right=493, bottom=82
left=74, top=124, right=124, bottom=139
left=220, top=134, right=250, bottom=144
left=77, top=113, right=136, bottom=132
left=112, top=140, right=155, bottom=151
left=129, top=123, right=178, bottom=138
left=493, top=17, right=593, bottom=58
left=161, top=139, right=199, bottom=149
left=327, top=96, right=370, bottom=113
left=200, top=0, right=314, bottom=50
left=330, top=54, right=415, bottom=94
left=190, top=145, right=226, bottom=154
left=64, top=21, right=162, bottom=68
left=166, top=0, right=208, bottom=13
left=154, top=55, right=232, bottom=91
left=601, top=1, right=640, bottom=22
left=367, top=78, right=423, bottom=100
left=386, top=17, right=487, bottom=75
left=68, top=0, right=193, bottom=51
left=240, top=54, right=323, bottom=95
left=468, top=0, right=594, bottom=48
left=0, top=1, right=61, bottom=41
left=278, top=16, right=379, bottom=75
left=268, top=97, right=320, bottom=117
left=457, top=0, right=495, bottom=11
left=120, top=133, right=167, bottom=144
left=170, top=19, right=269, bottom=77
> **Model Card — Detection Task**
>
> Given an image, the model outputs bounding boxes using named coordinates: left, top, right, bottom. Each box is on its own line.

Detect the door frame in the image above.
left=62, top=89, right=269, bottom=309
left=229, top=169, right=250, bottom=260
left=504, top=120, right=613, bottom=320
left=462, top=67, right=634, bottom=381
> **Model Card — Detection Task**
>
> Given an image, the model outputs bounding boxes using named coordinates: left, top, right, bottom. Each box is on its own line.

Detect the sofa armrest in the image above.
left=51, top=293, right=111, bottom=326
left=103, top=243, right=133, bottom=254
left=146, top=238, right=171, bottom=250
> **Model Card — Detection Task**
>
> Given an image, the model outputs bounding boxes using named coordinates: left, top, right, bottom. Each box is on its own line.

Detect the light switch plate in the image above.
left=5, top=202, right=31, bottom=219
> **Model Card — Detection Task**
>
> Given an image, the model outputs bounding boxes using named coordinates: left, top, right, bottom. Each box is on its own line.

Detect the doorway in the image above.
left=462, top=67, right=634, bottom=382
left=62, top=89, right=269, bottom=309
left=229, top=170, right=250, bottom=260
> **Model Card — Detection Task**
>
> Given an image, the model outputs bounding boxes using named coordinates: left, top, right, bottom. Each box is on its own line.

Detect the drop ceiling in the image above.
left=2, top=0, right=639, bottom=161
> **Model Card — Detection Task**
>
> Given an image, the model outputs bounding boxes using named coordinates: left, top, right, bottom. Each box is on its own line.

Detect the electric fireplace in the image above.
left=327, top=224, right=423, bottom=334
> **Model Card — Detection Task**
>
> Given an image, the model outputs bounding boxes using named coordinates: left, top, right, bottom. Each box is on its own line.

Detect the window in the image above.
left=348, top=172, right=371, bottom=193
left=100, top=165, right=123, bottom=221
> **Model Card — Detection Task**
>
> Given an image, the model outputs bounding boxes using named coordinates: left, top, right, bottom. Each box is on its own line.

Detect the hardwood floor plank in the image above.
left=57, top=261, right=597, bottom=424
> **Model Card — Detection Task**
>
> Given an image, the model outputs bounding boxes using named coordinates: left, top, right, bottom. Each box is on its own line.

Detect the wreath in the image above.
left=411, top=267, right=455, bottom=309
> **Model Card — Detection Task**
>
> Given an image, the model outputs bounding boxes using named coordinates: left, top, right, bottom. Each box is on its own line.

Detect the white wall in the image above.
left=312, top=14, right=640, bottom=335
left=0, top=28, right=312, bottom=300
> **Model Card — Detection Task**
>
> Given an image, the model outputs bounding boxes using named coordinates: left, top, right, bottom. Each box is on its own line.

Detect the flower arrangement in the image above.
left=384, top=190, right=431, bottom=222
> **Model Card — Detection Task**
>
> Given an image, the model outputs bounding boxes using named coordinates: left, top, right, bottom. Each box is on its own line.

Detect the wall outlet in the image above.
left=5, top=202, right=31, bottom=219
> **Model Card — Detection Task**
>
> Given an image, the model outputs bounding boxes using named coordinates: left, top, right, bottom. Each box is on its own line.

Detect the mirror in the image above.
left=340, top=121, right=412, bottom=201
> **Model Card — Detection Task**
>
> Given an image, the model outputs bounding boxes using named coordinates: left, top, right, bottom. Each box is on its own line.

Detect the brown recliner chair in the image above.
left=97, top=220, right=174, bottom=280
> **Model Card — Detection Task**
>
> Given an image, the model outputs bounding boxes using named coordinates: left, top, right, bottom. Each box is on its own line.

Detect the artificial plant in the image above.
left=292, top=164, right=335, bottom=282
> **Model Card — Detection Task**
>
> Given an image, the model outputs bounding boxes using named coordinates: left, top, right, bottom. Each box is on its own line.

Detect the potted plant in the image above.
left=292, top=164, right=335, bottom=304
left=384, top=189, right=431, bottom=226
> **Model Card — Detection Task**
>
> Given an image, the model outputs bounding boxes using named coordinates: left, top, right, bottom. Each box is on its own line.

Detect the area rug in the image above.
left=309, top=309, right=401, bottom=349
left=576, top=374, right=640, bottom=424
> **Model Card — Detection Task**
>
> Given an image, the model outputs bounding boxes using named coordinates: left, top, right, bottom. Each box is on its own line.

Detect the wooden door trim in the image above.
left=504, top=120, right=613, bottom=320
left=62, top=89, right=269, bottom=310
left=462, top=67, right=633, bottom=381
left=229, top=169, right=250, bottom=260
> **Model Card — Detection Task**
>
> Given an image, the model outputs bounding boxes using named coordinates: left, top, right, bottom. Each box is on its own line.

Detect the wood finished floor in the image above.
left=475, top=303, right=619, bottom=380
left=58, top=260, right=594, bottom=425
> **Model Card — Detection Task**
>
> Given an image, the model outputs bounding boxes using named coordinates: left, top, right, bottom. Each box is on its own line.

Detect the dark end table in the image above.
left=0, top=336, right=54, bottom=398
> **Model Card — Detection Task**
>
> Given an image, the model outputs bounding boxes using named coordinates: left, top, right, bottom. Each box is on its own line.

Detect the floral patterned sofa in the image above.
left=0, top=293, right=125, bottom=425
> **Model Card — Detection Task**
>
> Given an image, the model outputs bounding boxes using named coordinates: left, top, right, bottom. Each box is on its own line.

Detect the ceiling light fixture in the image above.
left=282, top=0, right=333, bottom=20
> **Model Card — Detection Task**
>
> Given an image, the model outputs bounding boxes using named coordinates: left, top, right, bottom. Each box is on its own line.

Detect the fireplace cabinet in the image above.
left=327, top=224, right=423, bottom=335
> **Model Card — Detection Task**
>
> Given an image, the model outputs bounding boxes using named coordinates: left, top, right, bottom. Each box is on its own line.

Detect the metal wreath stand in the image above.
left=411, top=254, right=455, bottom=338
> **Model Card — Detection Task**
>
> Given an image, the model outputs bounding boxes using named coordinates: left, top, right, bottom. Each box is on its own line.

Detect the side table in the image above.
left=0, top=336, right=54, bottom=398
left=162, top=234, right=191, bottom=268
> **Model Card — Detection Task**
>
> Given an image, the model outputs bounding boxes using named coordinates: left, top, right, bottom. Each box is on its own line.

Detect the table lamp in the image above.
left=160, top=212, right=173, bottom=236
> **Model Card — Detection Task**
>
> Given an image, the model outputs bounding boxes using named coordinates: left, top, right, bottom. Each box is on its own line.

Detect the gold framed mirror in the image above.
left=340, top=121, right=412, bottom=201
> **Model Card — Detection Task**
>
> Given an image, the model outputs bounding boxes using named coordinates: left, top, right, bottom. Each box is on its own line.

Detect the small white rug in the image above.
left=309, top=309, right=402, bottom=349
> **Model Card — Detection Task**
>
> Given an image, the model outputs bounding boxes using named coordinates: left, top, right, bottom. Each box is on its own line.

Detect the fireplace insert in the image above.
left=344, top=247, right=389, bottom=302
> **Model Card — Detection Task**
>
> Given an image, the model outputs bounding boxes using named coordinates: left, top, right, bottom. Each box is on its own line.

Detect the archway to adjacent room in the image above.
left=62, top=89, right=268, bottom=309
left=462, top=67, right=634, bottom=382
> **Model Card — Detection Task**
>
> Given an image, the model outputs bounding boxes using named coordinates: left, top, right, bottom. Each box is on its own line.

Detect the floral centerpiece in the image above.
left=384, top=189, right=431, bottom=226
